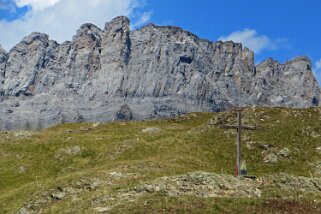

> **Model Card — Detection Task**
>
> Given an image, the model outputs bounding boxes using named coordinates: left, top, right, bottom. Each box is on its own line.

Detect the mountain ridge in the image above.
left=0, top=16, right=320, bottom=130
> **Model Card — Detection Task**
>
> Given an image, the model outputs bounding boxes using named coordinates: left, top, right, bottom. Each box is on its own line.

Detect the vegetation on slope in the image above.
left=1, top=107, right=321, bottom=213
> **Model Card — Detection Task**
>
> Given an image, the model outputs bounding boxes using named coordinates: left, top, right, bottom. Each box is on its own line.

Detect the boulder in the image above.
left=277, top=148, right=290, bottom=157
left=264, top=153, right=279, bottom=164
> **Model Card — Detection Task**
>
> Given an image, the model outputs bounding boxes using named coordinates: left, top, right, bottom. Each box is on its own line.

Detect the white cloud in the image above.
left=219, top=29, right=289, bottom=54
left=0, top=0, right=150, bottom=51
left=14, top=0, right=62, bottom=11
left=131, top=11, right=152, bottom=29
left=315, top=59, right=321, bottom=71
left=314, top=58, right=321, bottom=84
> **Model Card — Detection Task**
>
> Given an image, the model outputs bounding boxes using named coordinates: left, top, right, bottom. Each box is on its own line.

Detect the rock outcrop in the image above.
left=0, top=16, right=320, bottom=130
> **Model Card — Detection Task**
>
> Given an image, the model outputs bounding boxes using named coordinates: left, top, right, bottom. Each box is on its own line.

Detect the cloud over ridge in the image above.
left=0, top=0, right=150, bottom=50
left=219, top=29, right=289, bottom=54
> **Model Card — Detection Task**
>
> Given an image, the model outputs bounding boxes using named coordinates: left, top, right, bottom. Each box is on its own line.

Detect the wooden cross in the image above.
left=220, top=109, right=258, bottom=177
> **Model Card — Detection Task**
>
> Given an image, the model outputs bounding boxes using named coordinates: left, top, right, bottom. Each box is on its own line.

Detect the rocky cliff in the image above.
left=0, top=16, right=320, bottom=130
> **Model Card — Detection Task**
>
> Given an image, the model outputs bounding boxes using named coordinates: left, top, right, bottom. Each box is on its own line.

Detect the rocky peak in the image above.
left=0, top=45, right=7, bottom=63
left=73, top=23, right=102, bottom=41
left=21, top=32, right=49, bottom=46
left=257, top=57, right=278, bottom=66
left=284, top=56, right=312, bottom=71
left=100, top=16, right=131, bottom=67
left=104, top=16, right=130, bottom=32
left=256, top=58, right=283, bottom=76
left=257, top=56, right=314, bottom=78
left=0, top=44, right=6, bottom=54
left=0, top=16, right=320, bottom=130
left=10, top=32, right=49, bottom=55
left=254, top=56, right=320, bottom=107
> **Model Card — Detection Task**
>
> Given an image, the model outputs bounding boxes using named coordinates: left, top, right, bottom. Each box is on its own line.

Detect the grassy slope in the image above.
left=0, top=107, right=321, bottom=213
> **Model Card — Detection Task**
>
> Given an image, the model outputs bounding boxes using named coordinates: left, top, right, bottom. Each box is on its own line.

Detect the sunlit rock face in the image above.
left=0, top=16, right=320, bottom=130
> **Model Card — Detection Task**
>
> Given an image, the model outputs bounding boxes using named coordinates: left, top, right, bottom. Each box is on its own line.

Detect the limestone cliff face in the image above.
left=0, top=16, right=320, bottom=130
left=255, top=57, right=320, bottom=107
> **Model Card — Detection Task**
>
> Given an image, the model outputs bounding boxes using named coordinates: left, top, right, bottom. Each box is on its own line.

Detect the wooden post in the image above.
left=236, top=109, right=241, bottom=176
left=219, top=108, right=257, bottom=177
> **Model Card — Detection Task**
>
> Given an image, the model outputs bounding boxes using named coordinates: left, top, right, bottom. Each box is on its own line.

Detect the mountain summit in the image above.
left=0, top=16, right=320, bottom=130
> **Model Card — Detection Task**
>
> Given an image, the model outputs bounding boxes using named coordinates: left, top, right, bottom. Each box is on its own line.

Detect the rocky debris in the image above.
left=302, top=126, right=321, bottom=138
left=72, top=178, right=106, bottom=191
left=16, top=208, right=30, bottom=214
left=133, top=172, right=321, bottom=199
left=264, top=153, right=279, bottom=164
left=208, top=117, right=221, bottom=126
left=0, top=16, right=320, bottom=130
left=277, top=148, right=290, bottom=157
left=141, top=127, right=162, bottom=134
left=224, top=129, right=237, bottom=138
left=54, top=146, right=82, bottom=160
left=18, top=166, right=27, bottom=173
left=264, top=148, right=291, bottom=164
left=92, top=172, right=262, bottom=212
left=92, top=122, right=102, bottom=128
left=18, top=172, right=140, bottom=213
left=311, top=132, right=320, bottom=138
left=17, top=171, right=321, bottom=212
left=13, top=131, right=33, bottom=138
left=20, top=177, right=106, bottom=213
left=23, top=198, right=48, bottom=211
left=245, top=141, right=256, bottom=150
left=108, top=172, right=321, bottom=206
left=107, top=171, right=140, bottom=180
left=262, top=173, right=321, bottom=193
left=260, top=143, right=271, bottom=150
left=51, top=191, right=66, bottom=200
left=109, top=171, right=125, bottom=179
left=133, top=171, right=261, bottom=198
left=94, top=207, right=111, bottom=213
left=316, top=146, right=321, bottom=154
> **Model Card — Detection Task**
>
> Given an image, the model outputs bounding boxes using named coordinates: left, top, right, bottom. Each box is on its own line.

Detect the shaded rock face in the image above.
left=115, top=104, right=133, bottom=120
left=0, top=16, right=320, bottom=130
left=0, top=45, right=7, bottom=97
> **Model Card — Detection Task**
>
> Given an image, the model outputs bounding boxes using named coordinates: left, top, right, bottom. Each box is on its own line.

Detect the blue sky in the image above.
left=0, top=0, right=321, bottom=82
